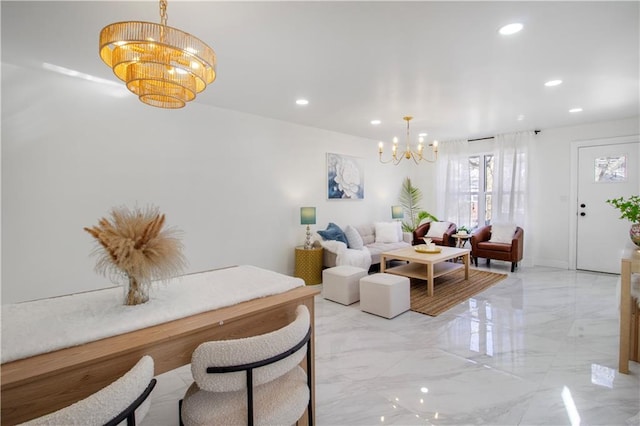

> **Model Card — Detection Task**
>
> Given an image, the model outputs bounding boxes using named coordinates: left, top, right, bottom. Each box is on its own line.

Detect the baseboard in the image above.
left=533, top=259, right=570, bottom=269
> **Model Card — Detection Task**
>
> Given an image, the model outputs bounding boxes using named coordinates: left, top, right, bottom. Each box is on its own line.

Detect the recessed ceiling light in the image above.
left=569, top=108, right=583, bottom=113
left=295, top=99, right=309, bottom=105
left=544, top=80, right=563, bottom=87
left=499, top=23, right=523, bottom=35
left=370, top=119, right=381, bottom=125
left=418, top=133, right=427, bottom=137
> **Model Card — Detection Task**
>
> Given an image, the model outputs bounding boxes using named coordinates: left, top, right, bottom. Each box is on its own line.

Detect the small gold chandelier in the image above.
left=378, top=116, right=438, bottom=165
left=99, top=0, right=216, bottom=109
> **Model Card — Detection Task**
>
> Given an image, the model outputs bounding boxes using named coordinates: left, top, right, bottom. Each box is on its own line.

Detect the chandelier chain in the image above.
left=159, top=0, right=168, bottom=26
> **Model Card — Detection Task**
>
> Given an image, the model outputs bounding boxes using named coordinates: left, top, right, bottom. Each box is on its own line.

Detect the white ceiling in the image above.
left=2, top=1, right=639, bottom=143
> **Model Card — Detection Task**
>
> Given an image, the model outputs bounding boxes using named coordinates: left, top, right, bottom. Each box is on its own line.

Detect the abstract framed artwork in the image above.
left=327, top=153, right=364, bottom=199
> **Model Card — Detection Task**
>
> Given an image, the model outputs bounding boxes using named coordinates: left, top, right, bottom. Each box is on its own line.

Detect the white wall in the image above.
left=3, top=64, right=638, bottom=303
left=1, top=64, right=413, bottom=303
left=531, top=117, right=639, bottom=269
left=411, top=116, right=640, bottom=269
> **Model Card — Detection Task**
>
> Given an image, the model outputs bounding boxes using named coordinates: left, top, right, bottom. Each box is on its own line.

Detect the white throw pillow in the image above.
left=489, top=223, right=517, bottom=243
left=426, top=221, right=451, bottom=238
left=344, top=225, right=364, bottom=250
left=375, top=222, right=400, bottom=243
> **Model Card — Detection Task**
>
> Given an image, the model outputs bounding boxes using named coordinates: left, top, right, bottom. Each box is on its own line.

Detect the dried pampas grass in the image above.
left=84, top=205, right=187, bottom=305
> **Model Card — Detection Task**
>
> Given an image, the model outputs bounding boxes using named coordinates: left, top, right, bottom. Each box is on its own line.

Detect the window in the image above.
left=469, top=154, right=494, bottom=228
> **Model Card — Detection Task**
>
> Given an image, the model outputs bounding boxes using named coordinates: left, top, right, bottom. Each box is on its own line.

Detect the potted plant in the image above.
left=398, top=177, right=437, bottom=232
left=606, top=195, right=640, bottom=247
left=457, top=226, right=470, bottom=235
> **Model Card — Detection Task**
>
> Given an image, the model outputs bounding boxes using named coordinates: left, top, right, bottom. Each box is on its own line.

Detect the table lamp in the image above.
left=391, top=205, right=404, bottom=220
left=300, top=207, right=316, bottom=249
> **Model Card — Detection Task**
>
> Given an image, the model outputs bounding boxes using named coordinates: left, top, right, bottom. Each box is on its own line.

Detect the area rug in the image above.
left=410, top=269, right=508, bottom=316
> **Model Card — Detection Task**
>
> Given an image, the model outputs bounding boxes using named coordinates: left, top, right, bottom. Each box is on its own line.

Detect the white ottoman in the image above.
left=359, top=273, right=410, bottom=319
left=322, top=266, right=368, bottom=305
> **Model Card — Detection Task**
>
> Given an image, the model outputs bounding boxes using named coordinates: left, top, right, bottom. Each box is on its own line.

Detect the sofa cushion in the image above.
left=318, top=222, right=348, bottom=245
left=426, top=221, right=451, bottom=238
left=354, top=224, right=375, bottom=245
left=344, top=225, right=364, bottom=250
left=489, top=223, right=517, bottom=243
left=375, top=222, right=400, bottom=243
left=477, top=241, right=512, bottom=252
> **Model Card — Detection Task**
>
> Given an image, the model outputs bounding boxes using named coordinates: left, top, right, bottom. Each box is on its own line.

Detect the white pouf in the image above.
left=322, top=266, right=368, bottom=305
left=359, top=273, right=410, bottom=319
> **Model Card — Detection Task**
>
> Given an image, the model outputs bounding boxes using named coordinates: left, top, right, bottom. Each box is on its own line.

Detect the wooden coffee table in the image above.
left=380, top=246, right=470, bottom=297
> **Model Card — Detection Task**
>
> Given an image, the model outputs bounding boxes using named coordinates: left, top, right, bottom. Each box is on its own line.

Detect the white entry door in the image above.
left=576, top=140, right=639, bottom=273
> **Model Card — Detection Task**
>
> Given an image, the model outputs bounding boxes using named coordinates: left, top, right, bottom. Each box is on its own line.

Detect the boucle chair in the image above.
left=180, top=305, right=313, bottom=426
left=21, top=355, right=156, bottom=426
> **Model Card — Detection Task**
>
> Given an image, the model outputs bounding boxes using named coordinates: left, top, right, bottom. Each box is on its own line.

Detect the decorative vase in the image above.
left=630, top=223, right=640, bottom=248
left=125, top=275, right=149, bottom=306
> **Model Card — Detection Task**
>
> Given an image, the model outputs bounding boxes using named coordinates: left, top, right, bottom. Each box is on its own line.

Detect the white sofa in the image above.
left=316, top=222, right=411, bottom=271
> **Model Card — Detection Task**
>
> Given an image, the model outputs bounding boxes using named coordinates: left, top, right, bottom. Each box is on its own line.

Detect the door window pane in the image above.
left=595, top=156, right=626, bottom=182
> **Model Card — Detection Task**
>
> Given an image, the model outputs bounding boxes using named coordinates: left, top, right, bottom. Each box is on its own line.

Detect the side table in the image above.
left=294, top=246, right=323, bottom=285
left=452, top=233, right=471, bottom=248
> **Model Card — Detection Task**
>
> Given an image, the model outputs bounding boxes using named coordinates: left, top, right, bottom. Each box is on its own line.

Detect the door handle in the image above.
left=580, top=212, right=586, bottom=216
left=580, top=203, right=586, bottom=208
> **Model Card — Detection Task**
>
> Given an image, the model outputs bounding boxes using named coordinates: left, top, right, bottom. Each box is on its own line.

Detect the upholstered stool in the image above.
left=322, top=266, right=368, bottom=305
left=359, top=273, right=410, bottom=319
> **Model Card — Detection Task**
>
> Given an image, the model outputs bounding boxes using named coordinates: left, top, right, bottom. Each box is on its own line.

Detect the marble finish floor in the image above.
left=142, top=264, right=640, bottom=425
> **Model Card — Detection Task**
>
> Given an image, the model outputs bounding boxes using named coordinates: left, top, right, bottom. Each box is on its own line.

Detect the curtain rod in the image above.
left=468, top=130, right=540, bottom=142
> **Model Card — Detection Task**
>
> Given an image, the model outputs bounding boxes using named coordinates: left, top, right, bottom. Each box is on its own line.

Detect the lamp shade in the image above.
left=300, top=207, right=316, bottom=225
left=391, top=205, right=404, bottom=219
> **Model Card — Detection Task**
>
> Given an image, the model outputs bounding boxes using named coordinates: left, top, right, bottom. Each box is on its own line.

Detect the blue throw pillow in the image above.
left=317, top=222, right=348, bottom=245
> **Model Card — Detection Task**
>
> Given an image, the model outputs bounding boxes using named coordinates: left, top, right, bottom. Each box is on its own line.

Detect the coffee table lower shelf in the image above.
left=385, top=261, right=463, bottom=281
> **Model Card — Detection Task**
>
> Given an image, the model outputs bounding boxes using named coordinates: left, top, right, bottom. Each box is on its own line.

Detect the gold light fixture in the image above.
left=99, top=0, right=216, bottom=109
left=378, top=116, right=438, bottom=165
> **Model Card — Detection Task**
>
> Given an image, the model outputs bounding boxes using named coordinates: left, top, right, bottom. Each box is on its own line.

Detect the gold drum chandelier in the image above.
left=379, top=116, right=438, bottom=165
left=99, top=0, right=216, bottom=109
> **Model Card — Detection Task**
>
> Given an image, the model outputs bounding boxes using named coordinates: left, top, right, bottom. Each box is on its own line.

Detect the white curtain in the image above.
left=436, top=138, right=472, bottom=229
left=492, top=131, right=534, bottom=227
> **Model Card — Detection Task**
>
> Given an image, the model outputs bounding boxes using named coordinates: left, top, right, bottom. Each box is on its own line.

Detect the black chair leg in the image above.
left=179, top=399, right=184, bottom=426
left=511, top=262, right=517, bottom=272
left=486, top=259, right=490, bottom=266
